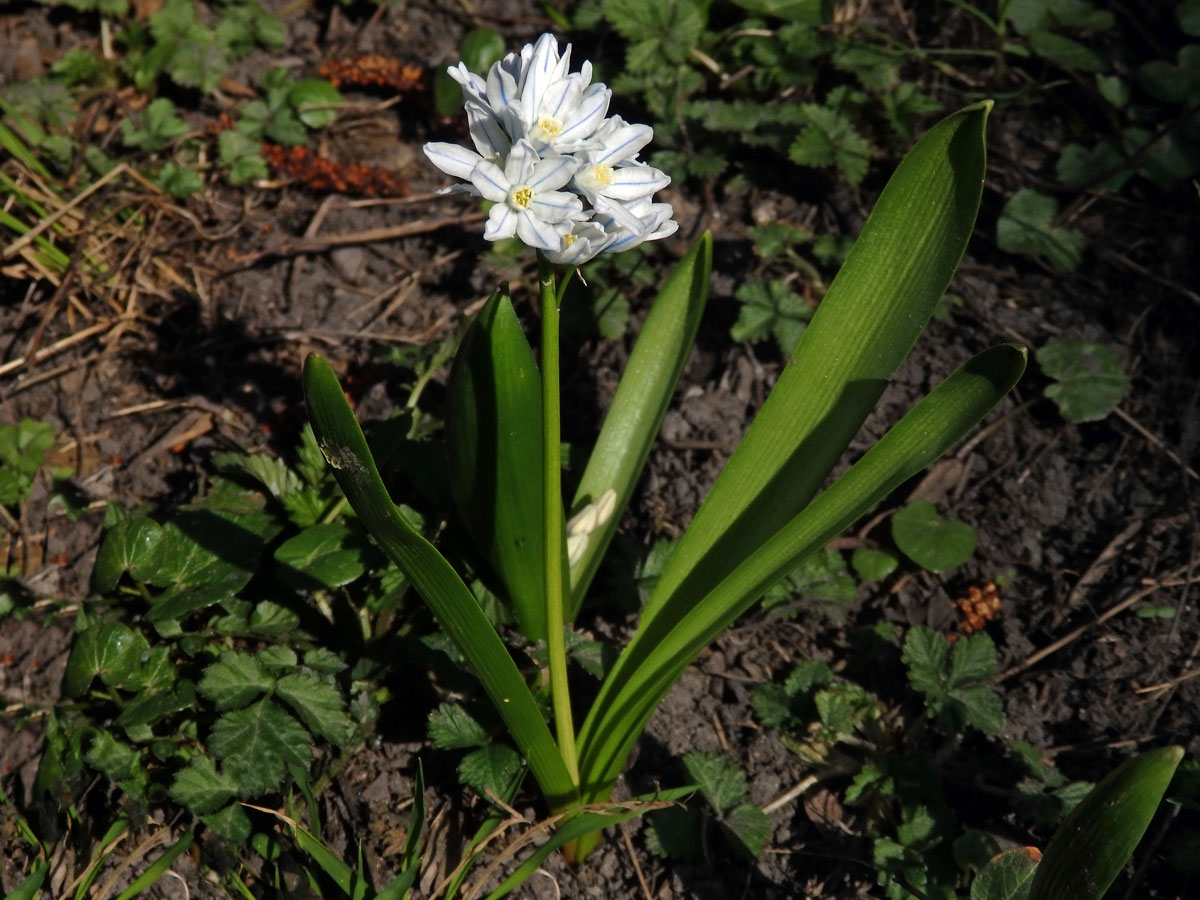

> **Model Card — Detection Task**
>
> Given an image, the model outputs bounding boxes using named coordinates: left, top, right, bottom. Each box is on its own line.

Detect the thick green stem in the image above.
left=538, top=252, right=579, bottom=789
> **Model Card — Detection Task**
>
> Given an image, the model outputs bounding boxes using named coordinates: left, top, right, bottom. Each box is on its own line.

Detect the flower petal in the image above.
left=423, top=142, right=483, bottom=181
left=469, top=159, right=510, bottom=202
left=521, top=33, right=561, bottom=118
left=558, top=84, right=610, bottom=144
left=466, top=104, right=510, bottom=160
left=604, top=165, right=671, bottom=201
left=590, top=123, right=653, bottom=165
left=528, top=154, right=580, bottom=192
left=515, top=209, right=563, bottom=251
left=504, top=141, right=539, bottom=185
left=484, top=203, right=517, bottom=241
left=529, top=190, right=583, bottom=223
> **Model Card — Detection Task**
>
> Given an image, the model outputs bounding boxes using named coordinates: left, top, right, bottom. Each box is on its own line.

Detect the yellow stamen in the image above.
left=509, top=186, right=533, bottom=208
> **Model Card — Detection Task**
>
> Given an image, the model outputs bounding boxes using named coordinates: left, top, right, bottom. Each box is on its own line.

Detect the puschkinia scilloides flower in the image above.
left=423, top=33, right=677, bottom=264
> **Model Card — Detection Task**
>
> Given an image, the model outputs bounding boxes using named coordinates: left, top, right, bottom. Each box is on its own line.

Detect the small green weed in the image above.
left=1036, top=339, right=1129, bottom=423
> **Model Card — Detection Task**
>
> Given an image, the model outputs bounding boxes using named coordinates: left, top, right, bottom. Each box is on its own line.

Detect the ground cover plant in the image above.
left=1, top=1, right=1198, bottom=898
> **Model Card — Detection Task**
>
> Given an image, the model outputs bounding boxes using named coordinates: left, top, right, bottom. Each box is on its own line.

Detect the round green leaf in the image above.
left=891, top=500, right=976, bottom=572
left=288, top=79, right=341, bottom=128
left=1037, top=340, right=1129, bottom=423
left=851, top=546, right=898, bottom=582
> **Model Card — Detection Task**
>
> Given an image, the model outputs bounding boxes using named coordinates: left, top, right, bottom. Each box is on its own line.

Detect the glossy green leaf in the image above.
left=892, top=499, right=977, bottom=572
left=62, top=622, right=143, bottom=697
left=303, top=353, right=576, bottom=808
left=568, top=232, right=712, bottom=615
left=1028, top=746, right=1183, bottom=900
left=446, top=288, right=546, bottom=641
left=116, top=681, right=196, bottom=728
left=577, top=343, right=1027, bottom=803
left=641, top=102, right=992, bottom=629
left=90, top=516, right=167, bottom=593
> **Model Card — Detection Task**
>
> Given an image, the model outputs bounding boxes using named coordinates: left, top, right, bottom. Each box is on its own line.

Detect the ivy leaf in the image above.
left=997, top=189, right=1085, bottom=273
left=682, top=751, right=746, bottom=815
left=197, top=651, right=275, bottom=710
left=208, top=698, right=311, bottom=796
left=276, top=669, right=355, bottom=745
left=170, top=755, right=238, bottom=815
left=428, top=702, right=490, bottom=750
left=274, top=523, right=366, bottom=589
left=457, top=744, right=524, bottom=801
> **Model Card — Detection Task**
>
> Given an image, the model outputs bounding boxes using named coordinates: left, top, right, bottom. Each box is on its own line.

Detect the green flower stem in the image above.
left=537, top=252, right=579, bottom=789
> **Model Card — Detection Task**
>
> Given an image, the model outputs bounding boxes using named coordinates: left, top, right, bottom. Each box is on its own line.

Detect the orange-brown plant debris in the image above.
left=261, top=143, right=410, bottom=198
left=950, top=582, right=1002, bottom=638
left=319, top=56, right=423, bottom=92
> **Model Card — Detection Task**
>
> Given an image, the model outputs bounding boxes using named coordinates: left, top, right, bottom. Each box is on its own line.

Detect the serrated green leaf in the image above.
left=645, top=806, right=702, bottom=859
left=732, top=280, right=812, bottom=353
left=428, top=702, right=490, bottom=749
left=722, top=803, right=770, bottom=859
left=168, top=35, right=228, bottom=92
left=170, top=755, right=238, bottom=815
left=997, top=189, right=1085, bottom=273
left=971, top=846, right=1041, bottom=900
left=683, top=751, right=746, bottom=814
left=276, top=670, right=354, bottom=744
left=85, top=730, right=147, bottom=798
left=121, top=98, right=188, bottom=151
left=275, top=523, right=366, bottom=589
left=458, top=744, right=524, bottom=801
left=789, top=103, right=872, bottom=183
left=949, top=632, right=998, bottom=684
left=156, top=162, right=203, bottom=198
left=197, top=651, right=275, bottom=710
left=203, top=802, right=253, bottom=843
left=892, top=499, right=976, bottom=572
left=209, top=698, right=311, bottom=796
left=304, top=648, right=346, bottom=674
left=903, top=625, right=951, bottom=690
left=1037, top=340, right=1128, bottom=423
left=950, top=684, right=1006, bottom=733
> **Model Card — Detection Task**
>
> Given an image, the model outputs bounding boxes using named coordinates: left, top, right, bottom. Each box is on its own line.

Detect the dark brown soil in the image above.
left=2, top=1, right=1198, bottom=898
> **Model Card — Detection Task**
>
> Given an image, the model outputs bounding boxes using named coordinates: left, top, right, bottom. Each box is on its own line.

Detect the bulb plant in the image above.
left=303, top=31, right=1028, bottom=860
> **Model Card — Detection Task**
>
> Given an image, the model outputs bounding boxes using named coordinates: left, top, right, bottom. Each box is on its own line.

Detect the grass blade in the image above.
left=303, top=354, right=576, bottom=808
left=577, top=344, right=1027, bottom=800
left=567, top=232, right=712, bottom=617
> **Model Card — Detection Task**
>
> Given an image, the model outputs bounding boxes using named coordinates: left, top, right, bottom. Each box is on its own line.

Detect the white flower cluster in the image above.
left=423, top=33, right=677, bottom=265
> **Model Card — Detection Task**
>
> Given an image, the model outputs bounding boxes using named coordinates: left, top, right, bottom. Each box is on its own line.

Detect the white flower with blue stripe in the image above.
left=424, top=33, right=676, bottom=263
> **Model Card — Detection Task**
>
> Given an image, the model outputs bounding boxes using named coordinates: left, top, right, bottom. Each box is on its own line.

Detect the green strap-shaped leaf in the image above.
left=303, top=354, right=576, bottom=808
left=577, top=344, right=1027, bottom=802
left=642, top=101, right=993, bottom=626
left=446, top=288, right=547, bottom=641
left=568, top=232, right=712, bottom=617
left=1028, top=745, right=1183, bottom=900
